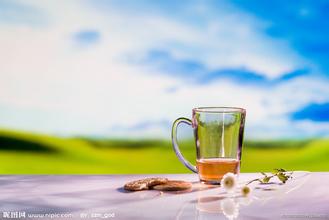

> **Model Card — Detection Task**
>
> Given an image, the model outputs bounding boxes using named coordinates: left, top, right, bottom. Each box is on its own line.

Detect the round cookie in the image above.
left=124, top=177, right=168, bottom=191
left=153, top=180, right=192, bottom=191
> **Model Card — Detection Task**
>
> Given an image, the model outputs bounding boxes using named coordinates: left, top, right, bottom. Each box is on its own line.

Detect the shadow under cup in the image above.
left=172, top=107, right=246, bottom=184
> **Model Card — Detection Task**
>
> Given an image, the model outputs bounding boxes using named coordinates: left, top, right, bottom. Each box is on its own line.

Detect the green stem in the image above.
left=246, top=171, right=293, bottom=185
left=246, top=174, right=276, bottom=185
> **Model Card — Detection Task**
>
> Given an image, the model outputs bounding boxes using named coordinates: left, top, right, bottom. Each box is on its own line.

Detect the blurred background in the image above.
left=0, top=0, right=328, bottom=173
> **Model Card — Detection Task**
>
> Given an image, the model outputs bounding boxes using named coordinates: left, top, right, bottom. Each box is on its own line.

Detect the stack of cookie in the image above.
left=124, top=177, right=192, bottom=192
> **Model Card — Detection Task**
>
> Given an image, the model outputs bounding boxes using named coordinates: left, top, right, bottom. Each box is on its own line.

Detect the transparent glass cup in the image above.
left=172, top=107, right=246, bottom=184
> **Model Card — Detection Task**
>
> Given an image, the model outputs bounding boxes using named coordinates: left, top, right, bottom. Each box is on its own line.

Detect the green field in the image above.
left=0, top=129, right=328, bottom=174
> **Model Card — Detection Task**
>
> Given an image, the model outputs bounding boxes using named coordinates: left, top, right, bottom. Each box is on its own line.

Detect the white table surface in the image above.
left=0, top=172, right=328, bottom=220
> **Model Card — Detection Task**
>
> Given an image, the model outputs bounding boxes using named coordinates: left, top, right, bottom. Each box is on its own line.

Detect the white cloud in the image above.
left=0, top=0, right=328, bottom=138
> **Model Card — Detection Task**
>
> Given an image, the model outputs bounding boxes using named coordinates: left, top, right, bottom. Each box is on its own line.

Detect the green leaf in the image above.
left=274, top=168, right=286, bottom=173
left=261, top=172, right=267, bottom=176
left=277, top=173, right=288, bottom=183
left=262, top=176, right=271, bottom=183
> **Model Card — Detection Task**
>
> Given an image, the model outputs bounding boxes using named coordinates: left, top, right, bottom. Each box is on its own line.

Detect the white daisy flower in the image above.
left=221, top=172, right=237, bottom=193
left=241, top=185, right=252, bottom=197
left=221, top=198, right=239, bottom=219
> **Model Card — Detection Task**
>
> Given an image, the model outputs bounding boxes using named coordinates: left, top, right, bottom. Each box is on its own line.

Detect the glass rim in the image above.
left=193, top=106, right=246, bottom=113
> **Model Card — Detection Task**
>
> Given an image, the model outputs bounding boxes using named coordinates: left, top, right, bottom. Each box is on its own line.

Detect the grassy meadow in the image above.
left=0, top=129, right=328, bottom=174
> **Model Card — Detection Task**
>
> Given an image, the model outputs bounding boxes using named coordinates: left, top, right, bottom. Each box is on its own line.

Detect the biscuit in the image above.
left=124, top=177, right=168, bottom=191
left=152, top=180, right=192, bottom=191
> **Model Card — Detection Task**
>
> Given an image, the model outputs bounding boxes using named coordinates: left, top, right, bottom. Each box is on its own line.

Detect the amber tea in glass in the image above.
left=172, top=107, right=246, bottom=184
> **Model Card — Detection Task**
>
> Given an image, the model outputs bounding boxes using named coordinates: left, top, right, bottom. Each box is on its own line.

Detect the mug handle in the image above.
left=171, top=117, right=197, bottom=173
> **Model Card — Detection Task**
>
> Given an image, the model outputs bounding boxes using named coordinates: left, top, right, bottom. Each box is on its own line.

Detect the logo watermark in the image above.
left=2, top=211, right=115, bottom=219
left=281, top=214, right=329, bottom=219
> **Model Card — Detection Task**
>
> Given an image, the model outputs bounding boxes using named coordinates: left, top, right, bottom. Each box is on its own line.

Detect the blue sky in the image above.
left=0, top=0, right=328, bottom=138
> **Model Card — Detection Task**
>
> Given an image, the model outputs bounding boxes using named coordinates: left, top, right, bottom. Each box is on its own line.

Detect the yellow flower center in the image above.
left=225, top=178, right=233, bottom=187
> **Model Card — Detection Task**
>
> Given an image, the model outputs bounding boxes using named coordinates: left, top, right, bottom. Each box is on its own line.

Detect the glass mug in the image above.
left=172, top=107, right=246, bottom=184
